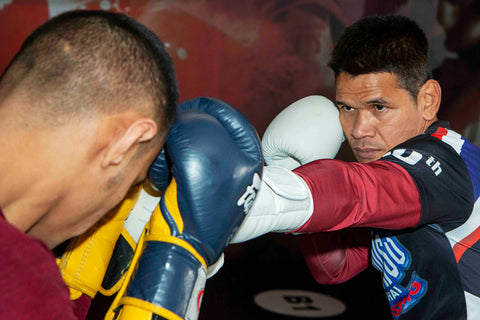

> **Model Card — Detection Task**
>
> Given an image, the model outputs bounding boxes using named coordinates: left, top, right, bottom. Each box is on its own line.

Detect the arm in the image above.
left=298, top=229, right=371, bottom=284
left=288, top=158, right=422, bottom=285
left=293, top=159, right=420, bottom=285
left=295, top=159, right=421, bottom=232
left=233, top=158, right=422, bottom=243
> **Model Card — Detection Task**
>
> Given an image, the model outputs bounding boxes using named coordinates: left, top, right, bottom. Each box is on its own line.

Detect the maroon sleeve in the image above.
left=72, top=294, right=92, bottom=320
left=294, top=159, right=422, bottom=232
left=298, top=229, right=371, bottom=284
left=0, top=210, right=79, bottom=320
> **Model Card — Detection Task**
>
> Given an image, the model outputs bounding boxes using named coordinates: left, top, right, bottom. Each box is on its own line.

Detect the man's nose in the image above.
left=351, top=111, right=375, bottom=139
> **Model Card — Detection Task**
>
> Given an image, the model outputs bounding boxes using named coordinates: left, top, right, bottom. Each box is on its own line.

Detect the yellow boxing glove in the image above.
left=56, top=181, right=162, bottom=300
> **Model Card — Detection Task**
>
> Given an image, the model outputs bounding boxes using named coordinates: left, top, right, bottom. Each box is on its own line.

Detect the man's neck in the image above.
left=0, top=113, right=60, bottom=233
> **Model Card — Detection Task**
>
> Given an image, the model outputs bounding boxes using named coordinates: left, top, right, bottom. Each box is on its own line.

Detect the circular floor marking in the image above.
left=254, top=289, right=346, bottom=318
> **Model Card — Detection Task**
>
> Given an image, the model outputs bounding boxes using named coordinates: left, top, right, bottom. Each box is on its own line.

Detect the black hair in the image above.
left=329, top=15, right=432, bottom=98
left=0, top=10, right=177, bottom=132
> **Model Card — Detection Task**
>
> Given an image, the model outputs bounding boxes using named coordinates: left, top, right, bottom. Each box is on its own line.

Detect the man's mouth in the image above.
left=352, top=147, right=382, bottom=162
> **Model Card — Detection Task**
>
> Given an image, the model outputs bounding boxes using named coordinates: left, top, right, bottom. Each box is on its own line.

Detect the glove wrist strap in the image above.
left=114, top=242, right=206, bottom=320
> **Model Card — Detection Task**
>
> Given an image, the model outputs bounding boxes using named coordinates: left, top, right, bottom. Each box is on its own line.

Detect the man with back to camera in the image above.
left=233, top=15, right=480, bottom=319
left=0, top=10, right=178, bottom=319
left=0, top=9, right=265, bottom=320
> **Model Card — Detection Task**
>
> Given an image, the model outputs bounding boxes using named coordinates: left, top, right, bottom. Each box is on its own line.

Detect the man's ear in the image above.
left=101, top=118, right=157, bottom=167
left=419, top=79, right=441, bottom=121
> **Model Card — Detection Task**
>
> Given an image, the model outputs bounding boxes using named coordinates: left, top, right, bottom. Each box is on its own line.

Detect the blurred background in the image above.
left=1, top=0, right=479, bottom=319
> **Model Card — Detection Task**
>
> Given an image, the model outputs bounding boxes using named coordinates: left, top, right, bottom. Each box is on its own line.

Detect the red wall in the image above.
left=1, top=0, right=479, bottom=144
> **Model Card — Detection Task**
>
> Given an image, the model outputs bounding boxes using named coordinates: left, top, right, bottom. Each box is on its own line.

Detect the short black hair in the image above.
left=0, top=10, right=177, bottom=133
left=329, top=15, right=432, bottom=98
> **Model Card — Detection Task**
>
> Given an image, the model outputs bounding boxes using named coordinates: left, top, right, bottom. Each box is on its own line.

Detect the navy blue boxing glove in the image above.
left=106, top=97, right=263, bottom=320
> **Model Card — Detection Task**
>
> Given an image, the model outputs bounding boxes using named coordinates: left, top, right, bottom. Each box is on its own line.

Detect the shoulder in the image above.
left=0, top=210, right=77, bottom=319
left=381, top=122, right=479, bottom=229
left=382, top=122, right=476, bottom=179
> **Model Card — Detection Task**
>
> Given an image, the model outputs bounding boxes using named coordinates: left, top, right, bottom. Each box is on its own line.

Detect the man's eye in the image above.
left=340, top=105, right=354, bottom=112
left=374, top=104, right=387, bottom=112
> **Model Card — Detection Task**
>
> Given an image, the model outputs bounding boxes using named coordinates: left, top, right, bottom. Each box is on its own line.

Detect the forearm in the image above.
left=294, top=159, right=422, bottom=232
left=298, top=229, right=371, bottom=284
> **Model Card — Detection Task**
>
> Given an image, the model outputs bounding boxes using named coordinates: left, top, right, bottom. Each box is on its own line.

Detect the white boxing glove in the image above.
left=231, top=165, right=313, bottom=243
left=232, top=95, right=344, bottom=243
left=262, top=95, right=344, bottom=170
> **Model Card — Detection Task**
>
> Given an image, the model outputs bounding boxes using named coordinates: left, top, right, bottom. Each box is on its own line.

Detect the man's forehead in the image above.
left=335, top=72, right=405, bottom=103
left=336, top=72, right=401, bottom=88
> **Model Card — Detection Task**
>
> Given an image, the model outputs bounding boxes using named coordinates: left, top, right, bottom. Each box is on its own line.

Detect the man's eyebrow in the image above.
left=335, top=98, right=389, bottom=107
left=366, top=98, right=388, bottom=104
